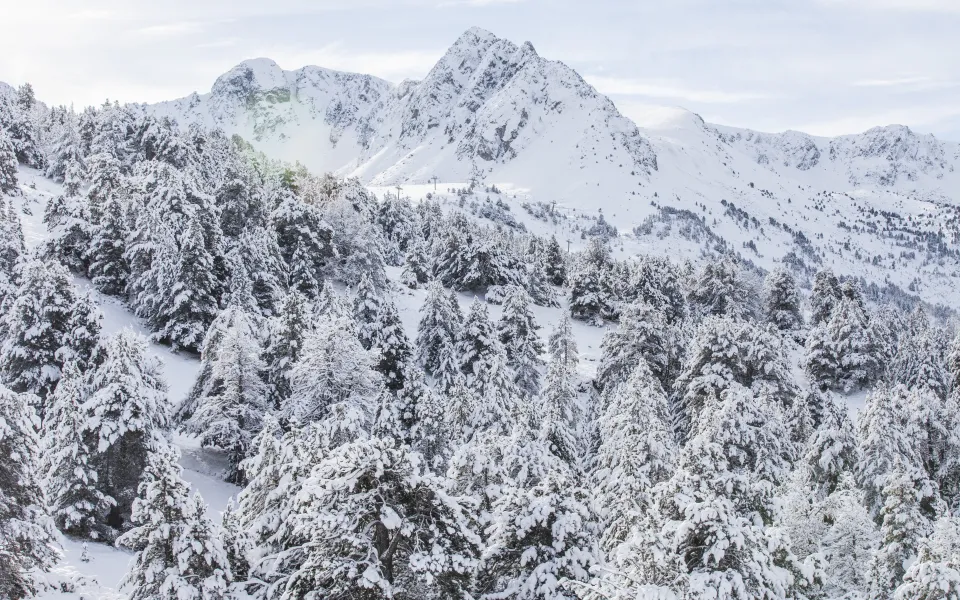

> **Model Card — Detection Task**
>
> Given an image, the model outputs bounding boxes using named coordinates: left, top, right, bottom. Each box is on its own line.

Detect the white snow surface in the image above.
left=144, top=27, right=960, bottom=308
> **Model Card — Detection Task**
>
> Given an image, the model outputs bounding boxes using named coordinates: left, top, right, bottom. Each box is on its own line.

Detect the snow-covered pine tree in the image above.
left=591, top=361, right=677, bottom=559
left=889, top=310, right=949, bottom=400
left=673, top=317, right=797, bottom=441
left=402, top=365, right=446, bottom=461
left=480, top=444, right=596, bottom=600
left=0, top=128, right=19, bottom=195
left=627, top=254, right=687, bottom=325
left=217, top=161, right=266, bottom=239
left=525, top=260, right=559, bottom=308
left=0, top=197, right=25, bottom=283
left=783, top=473, right=876, bottom=600
left=0, top=384, right=59, bottom=600
left=810, top=268, right=842, bottom=327
left=117, top=445, right=230, bottom=600
left=271, top=190, right=335, bottom=299
left=331, top=210, right=390, bottom=290
left=763, top=267, right=803, bottom=333
left=60, top=291, right=104, bottom=374
left=657, top=384, right=805, bottom=599
left=87, top=193, right=129, bottom=295
left=857, top=384, right=929, bottom=519
left=0, top=258, right=77, bottom=404
left=186, top=321, right=269, bottom=484
left=154, top=213, right=221, bottom=352
left=84, top=329, right=169, bottom=533
left=44, top=109, right=83, bottom=184
left=43, top=188, right=91, bottom=274
left=261, top=291, right=309, bottom=412
left=544, top=234, right=567, bottom=286
left=284, top=314, right=381, bottom=435
left=548, top=314, right=579, bottom=374
left=568, top=238, right=614, bottom=324
left=178, top=301, right=260, bottom=424
left=225, top=227, right=286, bottom=316
left=894, top=515, right=960, bottom=599
left=0, top=89, right=45, bottom=169
left=497, top=285, right=544, bottom=396
left=458, top=298, right=517, bottom=433
left=401, top=239, right=431, bottom=289
left=313, top=278, right=349, bottom=318
left=42, top=362, right=115, bottom=541
left=594, top=301, right=670, bottom=395
left=415, top=280, right=462, bottom=390
left=539, top=347, right=580, bottom=466
left=285, top=437, right=481, bottom=599
left=239, top=422, right=329, bottom=597
left=353, top=271, right=383, bottom=348
left=804, top=392, right=859, bottom=500
left=352, top=281, right=413, bottom=392
left=867, top=466, right=941, bottom=600
left=375, top=193, right=418, bottom=262
left=686, top=257, right=754, bottom=320
left=220, top=497, right=250, bottom=584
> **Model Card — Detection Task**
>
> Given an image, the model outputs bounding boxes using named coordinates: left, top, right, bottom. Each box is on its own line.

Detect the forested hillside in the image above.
left=2, top=67, right=960, bottom=600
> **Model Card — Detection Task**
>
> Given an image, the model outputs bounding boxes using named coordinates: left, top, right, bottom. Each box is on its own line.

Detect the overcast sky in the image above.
left=2, top=0, right=959, bottom=139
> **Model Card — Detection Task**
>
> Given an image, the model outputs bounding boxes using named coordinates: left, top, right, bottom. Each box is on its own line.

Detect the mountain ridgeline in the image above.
left=145, top=27, right=960, bottom=309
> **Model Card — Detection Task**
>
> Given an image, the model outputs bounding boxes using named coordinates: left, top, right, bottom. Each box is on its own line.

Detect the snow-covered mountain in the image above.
left=147, top=27, right=960, bottom=308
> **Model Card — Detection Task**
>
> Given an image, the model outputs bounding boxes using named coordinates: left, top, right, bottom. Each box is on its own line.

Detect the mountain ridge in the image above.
left=44, top=27, right=960, bottom=307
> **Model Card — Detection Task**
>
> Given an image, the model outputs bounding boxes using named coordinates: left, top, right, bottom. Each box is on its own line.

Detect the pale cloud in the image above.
left=586, top=75, right=775, bottom=104
left=853, top=77, right=934, bottom=87
left=851, top=77, right=959, bottom=93
left=794, top=105, right=960, bottom=137
left=135, top=22, right=204, bottom=37
left=818, top=0, right=960, bottom=11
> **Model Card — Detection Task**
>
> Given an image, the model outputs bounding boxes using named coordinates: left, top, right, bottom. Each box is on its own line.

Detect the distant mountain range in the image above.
left=97, top=27, right=960, bottom=307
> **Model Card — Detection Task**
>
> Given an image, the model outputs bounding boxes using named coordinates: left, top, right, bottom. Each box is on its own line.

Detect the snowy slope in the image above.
left=13, top=169, right=241, bottom=600
left=142, top=27, right=960, bottom=308
left=12, top=166, right=611, bottom=598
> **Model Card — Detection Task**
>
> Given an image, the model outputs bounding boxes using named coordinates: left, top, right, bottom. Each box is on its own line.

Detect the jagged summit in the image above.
left=150, top=26, right=658, bottom=197
left=146, top=26, right=960, bottom=272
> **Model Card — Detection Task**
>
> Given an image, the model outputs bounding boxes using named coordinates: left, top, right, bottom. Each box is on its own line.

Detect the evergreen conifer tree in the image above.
left=687, top=257, right=753, bottom=320
left=87, top=193, right=129, bottom=296
left=591, top=361, right=677, bottom=559
left=594, top=301, right=669, bottom=395
left=43, top=362, right=115, bottom=540
left=186, top=322, right=269, bottom=483
left=544, top=235, right=567, bottom=286
left=262, top=291, right=309, bottom=412
left=285, top=437, right=481, bottom=599
left=497, top=285, right=544, bottom=396
left=0, top=384, right=59, bottom=600
left=810, top=269, right=842, bottom=327
left=763, top=267, right=803, bottom=332
left=0, top=129, right=18, bottom=195
left=84, top=329, right=169, bottom=533
left=0, top=258, right=78, bottom=404
left=117, top=445, right=231, bottom=600
left=415, top=281, right=462, bottom=390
